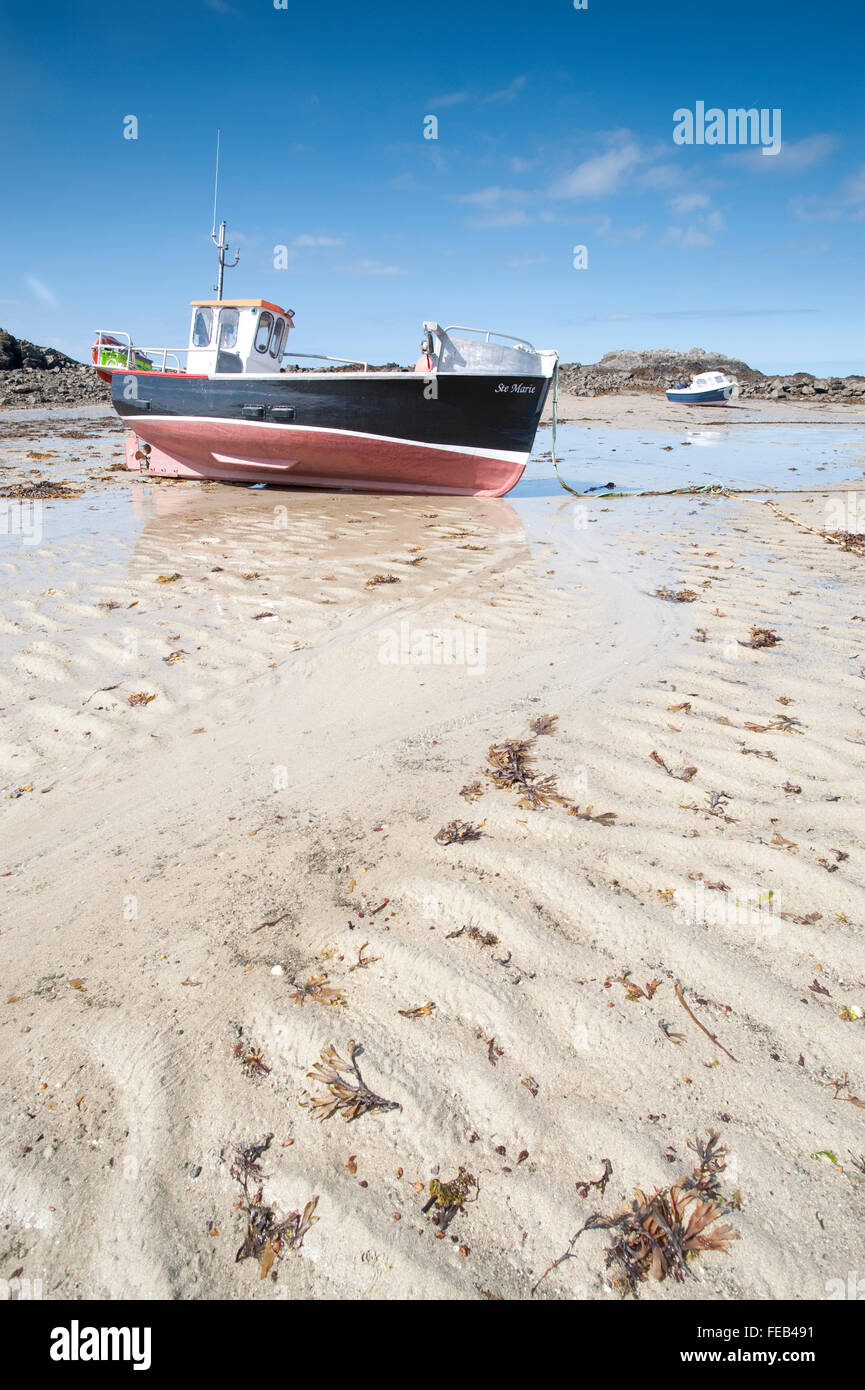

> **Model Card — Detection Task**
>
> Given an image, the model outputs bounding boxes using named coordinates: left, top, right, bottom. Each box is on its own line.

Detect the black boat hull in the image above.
left=112, top=369, right=551, bottom=496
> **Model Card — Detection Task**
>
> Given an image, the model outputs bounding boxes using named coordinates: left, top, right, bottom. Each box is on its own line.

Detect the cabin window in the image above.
left=192, top=307, right=213, bottom=347
left=269, top=317, right=286, bottom=360
left=254, top=311, right=274, bottom=354
left=218, top=308, right=239, bottom=350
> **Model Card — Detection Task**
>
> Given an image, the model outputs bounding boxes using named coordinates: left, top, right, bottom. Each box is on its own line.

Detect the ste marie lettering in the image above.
left=495, top=382, right=537, bottom=394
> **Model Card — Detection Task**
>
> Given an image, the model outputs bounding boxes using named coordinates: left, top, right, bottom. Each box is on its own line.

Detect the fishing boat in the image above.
left=665, top=371, right=736, bottom=406
left=96, top=223, right=556, bottom=498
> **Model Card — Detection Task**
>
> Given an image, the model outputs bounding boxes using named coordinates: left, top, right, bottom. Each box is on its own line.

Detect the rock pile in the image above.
left=0, top=329, right=109, bottom=408
left=557, top=347, right=865, bottom=401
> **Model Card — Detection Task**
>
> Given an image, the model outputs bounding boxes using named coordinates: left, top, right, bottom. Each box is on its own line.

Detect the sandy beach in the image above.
left=1, top=398, right=864, bottom=1301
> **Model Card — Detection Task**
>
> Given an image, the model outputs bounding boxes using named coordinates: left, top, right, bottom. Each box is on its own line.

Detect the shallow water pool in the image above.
left=517, top=422, right=865, bottom=497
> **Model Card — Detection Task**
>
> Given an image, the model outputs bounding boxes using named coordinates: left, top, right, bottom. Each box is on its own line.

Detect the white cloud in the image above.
left=663, top=201, right=723, bottom=246
left=584, top=308, right=815, bottom=322
left=453, top=186, right=532, bottom=225
left=333, top=258, right=407, bottom=276
left=728, top=133, right=839, bottom=173
left=426, top=91, right=469, bottom=108
left=485, top=75, right=527, bottom=103
left=841, top=162, right=865, bottom=202
left=637, top=162, right=685, bottom=191
left=549, top=142, right=642, bottom=199
left=667, top=192, right=710, bottom=214
left=467, top=209, right=532, bottom=228
left=25, top=275, right=59, bottom=308
left=789, top=158, right=865, bottom=221
left=665, top=225, right=713, bottom=248
left=593, top=215, right=648, bottom=242
left=293, top=234, right=344, bottom=247
left=455, top=185, right=529, bottom=206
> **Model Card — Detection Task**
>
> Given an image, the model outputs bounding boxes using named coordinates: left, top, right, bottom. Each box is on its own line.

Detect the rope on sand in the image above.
left=551, top=362, right=586, bottom=497
left=760, top=497, right=865, bottom=557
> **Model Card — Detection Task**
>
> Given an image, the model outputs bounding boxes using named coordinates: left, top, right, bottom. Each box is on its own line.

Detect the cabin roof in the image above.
left=189, top=299, right=292, bottom=316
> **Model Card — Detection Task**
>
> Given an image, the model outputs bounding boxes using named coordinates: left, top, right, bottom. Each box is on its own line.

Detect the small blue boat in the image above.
left=666, top=371, right=735, bottom=405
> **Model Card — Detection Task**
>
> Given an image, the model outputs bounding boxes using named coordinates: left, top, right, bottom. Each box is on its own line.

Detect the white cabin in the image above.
left=186, top=298, right=294, bottom=375
left=691, top=371, right=733, bottom=389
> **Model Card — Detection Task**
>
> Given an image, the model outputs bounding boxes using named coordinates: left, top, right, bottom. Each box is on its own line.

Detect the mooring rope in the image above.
left=761, top=497, right=865, bottom=556
left=550, top=361, right=585, bottom=497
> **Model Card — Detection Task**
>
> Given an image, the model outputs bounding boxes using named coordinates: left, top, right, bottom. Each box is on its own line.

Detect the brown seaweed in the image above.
left=739, top=626, right=781, bottom=649
left=533, top=1130, right=738, bottom=1296
left=422, top=1167, right=478, bottom=1230
left=231, top=1133, right=319, bottom=1278
left=301, top=1041, right=401, bottom=1122
left=650, top=750, right=697, bottom=782
left=289, top=973, right=347, bottom=1007
left=435, top=819, right=484, bottom=844
left=655, top=587, right=698, bottom=603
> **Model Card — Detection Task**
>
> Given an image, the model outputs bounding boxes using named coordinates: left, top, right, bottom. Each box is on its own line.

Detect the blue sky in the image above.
left=1, top=0, right=863, bottom=373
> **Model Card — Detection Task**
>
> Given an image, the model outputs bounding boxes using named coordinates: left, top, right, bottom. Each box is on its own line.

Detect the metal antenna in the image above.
left=210, top=130, right=239, bottom=300
left=211, top=129, right=220, bottom=240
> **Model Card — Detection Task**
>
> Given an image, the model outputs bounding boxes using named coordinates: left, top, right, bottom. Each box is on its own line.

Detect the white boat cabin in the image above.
left=187, top=298, right=294, bottom=375
left=691, top=371, right=733, bottom=389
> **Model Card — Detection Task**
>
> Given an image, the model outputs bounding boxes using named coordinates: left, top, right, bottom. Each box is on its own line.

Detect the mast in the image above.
left=212, top=219, right=239, bottom=300
left=209, top=130, right=239, bottom=300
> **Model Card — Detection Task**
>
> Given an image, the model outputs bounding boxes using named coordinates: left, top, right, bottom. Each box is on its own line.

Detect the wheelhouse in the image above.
left=187, top=298, right=294, bottom=375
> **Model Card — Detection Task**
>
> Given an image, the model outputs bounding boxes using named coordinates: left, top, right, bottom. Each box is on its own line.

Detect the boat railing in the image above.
left=93, top=331, right=184, bottom=373
left=281, top=351, right=369, bottom=372
left=440, top=324, right=537, bottom=352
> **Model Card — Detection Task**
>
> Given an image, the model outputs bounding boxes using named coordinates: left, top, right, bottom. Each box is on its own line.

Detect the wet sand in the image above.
left=1, top=405, right=864, bottom=1300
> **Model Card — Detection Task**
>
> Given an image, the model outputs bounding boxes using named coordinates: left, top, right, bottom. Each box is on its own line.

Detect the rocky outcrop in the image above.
left=557, top=347, right=865, bottom=402
left=0, top=329, right=110, bottom=408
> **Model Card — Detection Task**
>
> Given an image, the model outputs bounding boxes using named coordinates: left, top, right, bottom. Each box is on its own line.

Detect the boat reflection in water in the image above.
left=125, top=483, right=529, bottom=673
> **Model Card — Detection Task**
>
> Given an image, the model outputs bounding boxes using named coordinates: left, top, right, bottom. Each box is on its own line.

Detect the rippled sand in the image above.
left=1, top=409, right=864, bottom=1300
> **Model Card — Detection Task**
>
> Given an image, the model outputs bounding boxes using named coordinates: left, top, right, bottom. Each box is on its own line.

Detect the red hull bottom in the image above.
left=124, top=418, right=527, bottom=497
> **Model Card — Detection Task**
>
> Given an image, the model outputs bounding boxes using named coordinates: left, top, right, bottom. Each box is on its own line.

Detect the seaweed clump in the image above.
left=533, top=1130, right=738, bottom=1296
left=421, top=1167, right=478, bottom=1231
left=231, top=1133, right=319, bottom=1279
left=301, top=1041, right=401, bottom=1122
left=486, top=739, right=570, bottom=811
